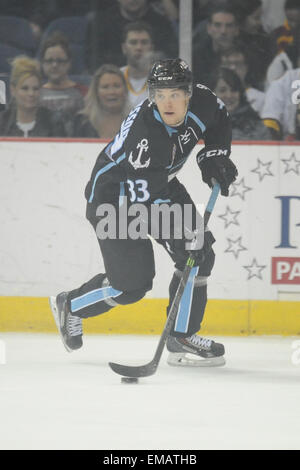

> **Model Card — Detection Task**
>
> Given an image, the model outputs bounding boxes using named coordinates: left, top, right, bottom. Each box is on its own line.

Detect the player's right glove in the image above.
left=197, top=151, right=238, bottom=196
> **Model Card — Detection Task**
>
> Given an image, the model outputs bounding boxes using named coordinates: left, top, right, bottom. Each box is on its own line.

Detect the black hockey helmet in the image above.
left=147, top=58, right=193, bottom=101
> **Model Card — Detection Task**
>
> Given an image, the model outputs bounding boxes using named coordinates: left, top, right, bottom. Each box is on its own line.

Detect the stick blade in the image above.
left=108, top=360, right=158, bottom=378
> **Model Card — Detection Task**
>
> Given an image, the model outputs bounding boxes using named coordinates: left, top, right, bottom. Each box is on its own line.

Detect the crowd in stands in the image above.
left=0, top=0, right=300, bottom=141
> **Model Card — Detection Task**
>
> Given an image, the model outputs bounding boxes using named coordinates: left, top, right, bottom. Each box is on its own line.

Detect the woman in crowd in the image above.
left=211, top=67, right=272, bottom=141
left=39, top=32, right=87, bottom=125
left=0, top=55, right=65, bottom=137
left=71, top=64, right=130, bottom=139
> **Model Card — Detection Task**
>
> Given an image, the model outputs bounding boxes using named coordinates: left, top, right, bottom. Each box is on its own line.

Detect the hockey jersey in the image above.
left=86, top=84, right=232, bottom=205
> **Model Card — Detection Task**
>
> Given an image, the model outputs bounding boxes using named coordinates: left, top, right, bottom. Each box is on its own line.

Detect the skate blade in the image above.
left=49, top=296, right=72, bottom=353
left=167, top=352, right=225, bottom=367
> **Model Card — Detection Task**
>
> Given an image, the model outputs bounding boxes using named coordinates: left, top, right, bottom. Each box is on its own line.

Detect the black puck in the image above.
left=121, top=377, right=139, bottom=384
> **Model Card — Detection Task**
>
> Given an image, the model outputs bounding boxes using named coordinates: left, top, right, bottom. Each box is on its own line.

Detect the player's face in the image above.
left=97, top=73, right=127, bottom=112
left=11, top=75, right=41, bottom=111
left=154, top=88, right=190, bottom=126
left=42, top=45, right=71, bottom=84
left=207, top=13, right=239, bottom=51
left=214, top=78, right=240, bottom=113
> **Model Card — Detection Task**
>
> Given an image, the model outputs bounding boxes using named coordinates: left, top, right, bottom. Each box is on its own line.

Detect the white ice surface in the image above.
left=0, top=333, right=300, bottom=450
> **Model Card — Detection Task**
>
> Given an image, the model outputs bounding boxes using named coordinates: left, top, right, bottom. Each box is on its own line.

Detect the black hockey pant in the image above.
left=67, top=179, right=215, bottom=337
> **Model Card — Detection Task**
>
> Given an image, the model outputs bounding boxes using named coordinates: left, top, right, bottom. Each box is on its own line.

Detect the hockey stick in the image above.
left=109, top=182, right=221, bottom=378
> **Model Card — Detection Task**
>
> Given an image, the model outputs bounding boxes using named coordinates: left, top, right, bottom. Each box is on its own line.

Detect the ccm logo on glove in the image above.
left=197, top=149, right=238, bottom=197
left=197, top=148, right=229, bottom=164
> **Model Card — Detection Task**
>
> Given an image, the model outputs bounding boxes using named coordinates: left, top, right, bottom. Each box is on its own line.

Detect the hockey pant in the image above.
left=67, top=178, right=215, bottom=337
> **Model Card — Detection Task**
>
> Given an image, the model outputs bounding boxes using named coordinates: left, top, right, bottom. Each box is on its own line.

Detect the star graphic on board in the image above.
left=243, top=258, right=267, bottom=280
left=218, top=206, right=241, bottom=228
left=224, top=236, right=247, bottom=259
left=281, top=152, right=300, bottom=175
left=230, top=178, right=252, bottom=200
left=251, top=159, right=274, bottom=182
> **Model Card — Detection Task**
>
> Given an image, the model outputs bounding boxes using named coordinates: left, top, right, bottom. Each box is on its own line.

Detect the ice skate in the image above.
left=166, top=334, right=225, bottom=367
left=49, top=292, right=83, bottom=352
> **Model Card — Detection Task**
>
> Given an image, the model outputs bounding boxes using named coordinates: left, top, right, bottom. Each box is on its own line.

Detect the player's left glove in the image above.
left=197, top=151, right=238, bottom=196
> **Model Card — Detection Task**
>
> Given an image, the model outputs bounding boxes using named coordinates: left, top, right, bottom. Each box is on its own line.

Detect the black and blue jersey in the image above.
left=85, top=84, right=232, bottom=206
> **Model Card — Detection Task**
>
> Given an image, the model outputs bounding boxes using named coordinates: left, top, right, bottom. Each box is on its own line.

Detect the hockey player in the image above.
left=50, top=59, right=238, bottom=366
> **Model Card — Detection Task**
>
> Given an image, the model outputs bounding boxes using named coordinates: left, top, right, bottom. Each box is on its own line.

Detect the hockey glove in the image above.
left=197, top=153, right=238, bottom=196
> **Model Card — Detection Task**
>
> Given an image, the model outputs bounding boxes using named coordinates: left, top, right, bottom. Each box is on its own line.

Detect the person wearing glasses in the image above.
left=0, top=55, right=66, bottom=137
left=39, top=32, right=87, bottom=130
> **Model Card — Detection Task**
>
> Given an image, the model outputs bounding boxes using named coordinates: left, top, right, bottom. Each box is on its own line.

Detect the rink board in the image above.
left=0, top=139, right=300, bottom=335
left=0, top=296, right=300, bottom=337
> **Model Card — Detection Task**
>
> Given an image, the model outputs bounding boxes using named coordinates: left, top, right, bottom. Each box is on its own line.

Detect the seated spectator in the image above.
left=211, top=67, right=272, bottom=140
left=71, top=64, right=131, bottom=140
left=121, top=21, right=157, bottom=110
left=230, top=0, right=274, bottom=89
left=192, top=2, right=240, bottom=86
left=39, top=32, right=87, bottom=126
left=0, top=56, right=66, bottom=137
left=220, top=46, right=265, bottom=116
left=271, top=0, right=300, bottom=60
left=86, top=0, right=178, bottom=73
left=261, top=67, right=300, bottom=139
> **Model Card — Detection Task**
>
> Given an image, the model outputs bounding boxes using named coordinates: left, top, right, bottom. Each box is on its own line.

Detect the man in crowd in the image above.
left=121, top=21, right=157, bottom=110
left=192, top=2, right=240, bottom=86
left=86, top=0, right=177, bottom=73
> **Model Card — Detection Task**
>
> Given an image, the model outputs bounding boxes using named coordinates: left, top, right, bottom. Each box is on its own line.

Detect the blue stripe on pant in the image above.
left=174, top=266, right=199, bottom=334
left=71, top=286, right=122, bottom=313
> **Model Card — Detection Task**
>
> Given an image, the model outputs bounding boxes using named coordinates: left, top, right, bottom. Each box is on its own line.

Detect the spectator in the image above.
left=0, top=56, right=66, bottom=137
left=271, top=0, right=300, bottom=58
left=120, top=21, right=157, bottom=109
left=268, top=0, right=300, bottom=75
left=220, top=46, right=265, bottom=116
left=261, top=67, right=300, bottom=139
left=266, top=12, right=300, bottom=85
left=212, top=67, right=272, bottom=140
left=71, top=64, right=131, bottom=140
left=230, top=0, right=274, bottom=88
left=86, top=0, right=178, bottom=73
left=39, top=32, right=87, bottom=130
left=192, top=2, right=240, bottom=86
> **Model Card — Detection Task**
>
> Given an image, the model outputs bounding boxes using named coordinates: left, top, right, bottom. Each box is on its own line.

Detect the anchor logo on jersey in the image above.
left=129, top=138, right=150, bottom=170
left=180, top=130, right=192, bottom=145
